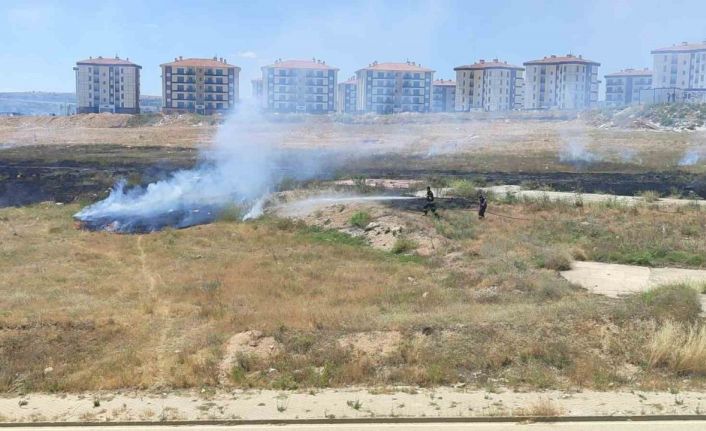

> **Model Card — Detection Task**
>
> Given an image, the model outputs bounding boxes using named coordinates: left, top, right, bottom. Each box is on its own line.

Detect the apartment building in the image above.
left=650, top=41, right=706, bottom=103
left=604, top=69, right=652, bottom=106
left=337, top=77, right=357, bottom=113
left=74, top=56, right=141, bottom=114
left=356, top=61, right=434, bottom=114
left=453, top=59, right=524, bottom=111
left=160, top=56, right=240, bottom=115
left=431, top=80, right=456, bottom=112
left=523, top=54, right=600, bottom=110
left=262, top=59, right=338, bottom=113
left=251, top=78, right=263, bottom=99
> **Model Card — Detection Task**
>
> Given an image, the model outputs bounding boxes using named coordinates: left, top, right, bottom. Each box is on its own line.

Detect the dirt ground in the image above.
left=270, top=193, right=446, bottom=255
left=2, top=387, right=706, bottom=422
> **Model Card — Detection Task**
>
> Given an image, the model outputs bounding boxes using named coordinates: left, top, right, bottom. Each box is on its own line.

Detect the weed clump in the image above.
left=349, top=211, right=371, bottom=229
left=649, top=321, right=706, bottom=375
left=625, top=284, right=702, bottom=323
left=391, top=236, right=417, bottom=254
left=638, top=190, right=661, bottom=203
left=535, top=249, right=572, bottom=271
left=449, top=179, right=477, bottom=199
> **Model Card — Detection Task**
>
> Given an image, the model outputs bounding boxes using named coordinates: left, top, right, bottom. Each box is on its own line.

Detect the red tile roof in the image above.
left=605, top=68, right=652, bottom=77
left=524, top=54, right=599, bottom=66
left=652, top=42, right=706, bottom=54
left=263, top=59, right=338, bottom=70
left=357, top=62, right=434, bottom=73
left=76, top=56, right=140, bottom=67
left=454, top=59, right=523, bottom=71
left=340, top=77, right=357, bottom=85
left=160, top=57, right=240, bottom=69
left=433, top=79, right=456, bottom=86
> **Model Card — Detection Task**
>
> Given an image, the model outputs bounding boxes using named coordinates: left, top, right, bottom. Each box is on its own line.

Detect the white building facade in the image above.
left=454, top=60, right=524, bottom=111
left=262, top=59, right=338, bottom=114
left=650, top=42, right=706, bottom=103
left=337, top=77, right=357, bottom=113
left=431, top=80, right=456, bottom=112
left=604, top=69, right=652, bottom=106
left=160, top=57, right=240, bottom=115
left=356, top=61, right=434, bottom=114
left=74, top=56, right=141, bottom=114
left=523, top=54, right=600, bottom=110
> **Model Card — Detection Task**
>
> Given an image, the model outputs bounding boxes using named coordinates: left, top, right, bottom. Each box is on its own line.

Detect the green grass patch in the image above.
left=302, top=227, right=366, bottom=247
left=631, top=284, right=702, bottom=323
left=349, top=211, right=371, bottom=229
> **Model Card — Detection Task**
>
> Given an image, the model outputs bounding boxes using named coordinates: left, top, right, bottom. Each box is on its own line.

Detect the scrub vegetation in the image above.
left=1, top=193, right=705, bottom=393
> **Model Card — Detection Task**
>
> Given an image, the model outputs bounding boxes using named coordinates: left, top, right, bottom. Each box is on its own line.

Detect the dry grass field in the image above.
left=2, top=111, right=706, bottom=398
left=2, top=191, right=705, bottom=393
left=1, top=112, right=705, bottom=174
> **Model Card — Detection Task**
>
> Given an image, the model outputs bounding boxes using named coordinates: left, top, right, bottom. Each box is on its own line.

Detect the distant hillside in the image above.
left=0, top=92, right=75, bottom=116
left=0, top=92, right=162, bottom=116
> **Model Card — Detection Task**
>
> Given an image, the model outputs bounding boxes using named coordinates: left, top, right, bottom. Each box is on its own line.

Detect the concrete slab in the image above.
left=561, top=261, right=706, bottom=298
left=486, top=185, right=706, bottom=208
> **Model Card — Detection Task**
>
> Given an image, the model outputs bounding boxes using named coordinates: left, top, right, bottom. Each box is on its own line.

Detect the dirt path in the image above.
left=8, top=421, right=706, bottom=431
left=136, top=236, right=157, bottom=293
left=136, top=235, right=174, bottom=388
left=3, top=388, right=706, bottom=423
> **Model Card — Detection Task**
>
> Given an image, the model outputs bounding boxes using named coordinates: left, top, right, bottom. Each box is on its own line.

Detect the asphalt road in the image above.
left=6, top=421, right=706, bottom=430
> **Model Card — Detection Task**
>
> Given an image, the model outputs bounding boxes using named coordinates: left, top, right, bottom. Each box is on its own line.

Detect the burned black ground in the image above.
left=1, top=144, right=705, bottom=207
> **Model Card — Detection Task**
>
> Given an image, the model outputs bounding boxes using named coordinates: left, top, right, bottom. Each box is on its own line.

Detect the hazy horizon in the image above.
left=2, top=0, right=706, bottom=99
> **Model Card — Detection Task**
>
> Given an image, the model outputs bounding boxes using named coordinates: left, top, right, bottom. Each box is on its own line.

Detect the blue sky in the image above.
left=2, top=0, right=705, bottom=98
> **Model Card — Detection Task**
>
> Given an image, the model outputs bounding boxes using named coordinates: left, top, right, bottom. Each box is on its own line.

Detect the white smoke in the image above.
left=678, top=148, right=704, bottom=166
left=558, top=127, right=600, bottom=164
left=559, top=139, right=600, bottom=164
left=75, top=101, right=316, bottom=232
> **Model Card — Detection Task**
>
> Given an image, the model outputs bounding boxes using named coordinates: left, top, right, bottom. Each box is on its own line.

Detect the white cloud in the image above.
left=238, top=51, right=257, bottom=59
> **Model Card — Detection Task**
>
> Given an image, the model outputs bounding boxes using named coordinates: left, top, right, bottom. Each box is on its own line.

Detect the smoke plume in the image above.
left=558, top=136, right=600, bottom=164
left=678, top=147, right=703, bottom=166
left=74, top=102, right=321, bottom=232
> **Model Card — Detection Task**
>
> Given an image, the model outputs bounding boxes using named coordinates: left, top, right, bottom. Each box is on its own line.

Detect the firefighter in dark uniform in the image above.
left=423, top=186, right=438, bottom=217
left=478, top=192, right=488, bottom=219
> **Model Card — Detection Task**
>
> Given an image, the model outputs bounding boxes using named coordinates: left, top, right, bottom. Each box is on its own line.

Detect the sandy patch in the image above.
left=270, top=194, right=446, bottom=256
left=218, top=331, right=282, bottom=384
left=2, top=388, right=706, bottom=422
left=561, top=261, right=706, bottom=298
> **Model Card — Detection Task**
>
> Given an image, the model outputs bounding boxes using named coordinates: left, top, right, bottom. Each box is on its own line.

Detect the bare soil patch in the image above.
left=561, top=261, right=706, bottom=298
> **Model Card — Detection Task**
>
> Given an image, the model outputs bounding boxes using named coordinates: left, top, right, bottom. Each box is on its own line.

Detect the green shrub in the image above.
left=391, top=236, right=417, bottom=254
left=634, top=284, right=702, bottom=323
left=349, top=211, right=371, bottom=229
left=449, top=179, right=477, bottom=199
left=535, top=249, right=572, bottom=271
